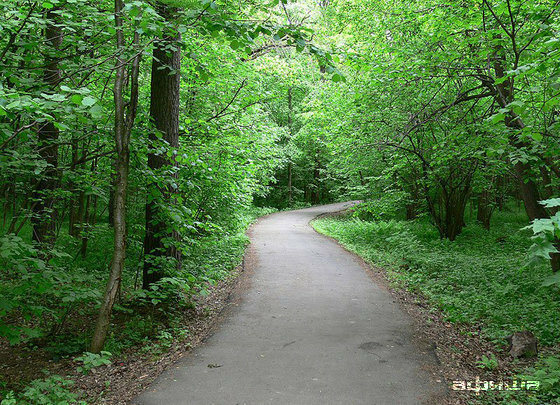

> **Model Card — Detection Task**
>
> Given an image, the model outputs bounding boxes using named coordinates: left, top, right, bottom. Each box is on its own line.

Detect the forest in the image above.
left=0, top=0, right=559, bottom=403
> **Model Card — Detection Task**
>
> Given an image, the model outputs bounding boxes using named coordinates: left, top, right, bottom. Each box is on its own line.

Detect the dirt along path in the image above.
left=133, top=202, right=445, bottom=404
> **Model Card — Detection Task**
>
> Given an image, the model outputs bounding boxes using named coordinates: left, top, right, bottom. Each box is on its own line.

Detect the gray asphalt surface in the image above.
left=133, top=202, right=443, bottom=405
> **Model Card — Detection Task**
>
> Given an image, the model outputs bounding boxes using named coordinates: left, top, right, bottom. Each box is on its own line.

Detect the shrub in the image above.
left=0, top=375, right=85, bottom=405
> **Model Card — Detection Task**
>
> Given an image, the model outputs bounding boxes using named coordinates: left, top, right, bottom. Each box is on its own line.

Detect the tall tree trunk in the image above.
left=405, top=178, right=420, bottom=220
left=405, top=204, right=416, bottom=220
left=74, top=190, right=85, bottom=236
left=143, top=2, right=181, bottom=289
left=108, top=159, right=116, bottom=227
left=80, top=195, right=91, bottom=258
left=507, top=126, right=556, bottom=271
left=487, top=41, right=559, bottom=271
left=495, top=174, right=506, bottom=211
left=513, top=161, right=547, bottom=219
left=288, top=162, right=293, bottom=206
left=358, top=170, right=366, bottom=186
left=443, top=187, right=470, bottom=241
left=68, top=138, right=79, bottom=235
left=311, top=155, right=321, bottom=204
left=90, top=154, right=128, bottom=353
left=477, top=189, right=493, bottom=230
left=424, top=168, right=472, bottom=241
left=90, top=0, right=140, bottom=352
left=32, top=9, right=61, bottom=246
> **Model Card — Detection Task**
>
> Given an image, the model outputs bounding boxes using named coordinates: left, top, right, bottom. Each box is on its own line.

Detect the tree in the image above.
left=143, top=2, right=182, bottom=289
left=90, top=0, right=141, bottom=353
left=31, top=7, right=61, bottom=247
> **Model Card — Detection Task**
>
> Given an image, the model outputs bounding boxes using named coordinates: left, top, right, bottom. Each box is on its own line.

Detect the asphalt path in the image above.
left=133, top=202, right=443, bottom=405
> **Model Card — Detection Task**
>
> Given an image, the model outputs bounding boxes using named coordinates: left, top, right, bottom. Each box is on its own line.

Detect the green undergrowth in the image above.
left=313, top=210, right=560, bottom=344
left=312, top=208, right=560, bottom=404
left=0, top=375, right=86, bottom=405
left=0, top=206, right=275, bottom=404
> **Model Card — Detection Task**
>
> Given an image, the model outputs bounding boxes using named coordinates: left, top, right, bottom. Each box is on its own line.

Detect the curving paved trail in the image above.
left=133, top=202, right=444, bottom=405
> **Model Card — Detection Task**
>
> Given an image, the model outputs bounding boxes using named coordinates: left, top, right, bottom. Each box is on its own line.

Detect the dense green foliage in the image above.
left=0, top=0, right=559, bottom=402
left=0, top=0, right=310, bottom=347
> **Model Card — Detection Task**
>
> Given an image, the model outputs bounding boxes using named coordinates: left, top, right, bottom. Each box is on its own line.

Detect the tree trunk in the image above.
left=68, top=138, right=79, bottom=235
left=477, top=189, right=493, bottom=230
left=424, top=169, right=472, bottom=241
left=358, top=170, right=366, bottom=186
left=405, top=180, right=420, bottom=220
left=288, top=162, right=293, bottom=206
left=90, top=153, right=128, bottom=353
left=406, top=203, right=418, bottom=220
left=513, top=161, right=547, bottom=219
left=143, top=2, right=181, bottom=289
left=32, top=9, right=61, bottom=246
left=90, top=0, right=140, bottom=352
left=487, top=41, right=558, bottom=271
left=509, top=139, right=557, bottom=271
left=91, top=194, right=98, bottom=227
left=108, top=158, right=115, bottom=227
left=74, top=190, right=85, bottom=236
left=310, top=155, right=321, bottom=204
left=495, top=174, right=506, bottom=211
left=443, top=189, right=470, bottom=241
left=80, top=194, right=91, bottom=258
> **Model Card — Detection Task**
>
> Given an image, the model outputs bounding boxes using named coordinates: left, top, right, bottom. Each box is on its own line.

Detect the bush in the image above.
left=74, top=351, right=112, bottom=375
left=1, top=375, right=85, bottom=405
left=351, top=191, right=407, bottom=221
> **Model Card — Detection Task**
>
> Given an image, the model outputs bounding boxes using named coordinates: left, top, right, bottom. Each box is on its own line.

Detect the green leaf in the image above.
left=507, top=100, right=525, bottom=114
left=332, top=73, right=344, bottom=82
left=89, top=104, right=103, bottom=119
left=53, top=122, right=69, bottom=131
left=544, top=97, right=559, bottom=112
left=71, top=94, right=83, bottom=105
left=532, top=219, right=555, bottom=234
left=488, top=113, right=505, bottom=123
left=530, top=132, right=543, bottom=142
left=81, top=96, right=96, bottom=107
left=540, top=198, right=560, bottom=209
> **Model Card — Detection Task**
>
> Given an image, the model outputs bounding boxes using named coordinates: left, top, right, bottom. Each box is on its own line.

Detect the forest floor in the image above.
left=0, top=260, right=253, bottom=404
left=3, top=203, right=553, bottom=404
